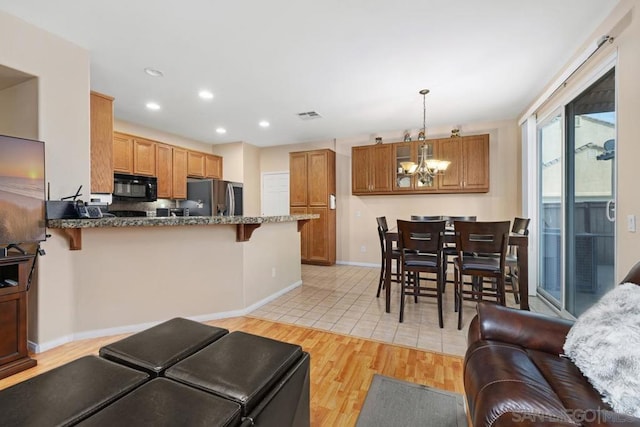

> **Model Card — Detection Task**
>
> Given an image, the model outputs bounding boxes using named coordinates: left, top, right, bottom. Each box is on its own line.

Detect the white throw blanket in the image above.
left=563, top=282, right=640, bottom=417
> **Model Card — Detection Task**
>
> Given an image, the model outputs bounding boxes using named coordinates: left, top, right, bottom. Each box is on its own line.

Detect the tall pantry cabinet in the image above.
left=289, top=149, right=336, bottom=265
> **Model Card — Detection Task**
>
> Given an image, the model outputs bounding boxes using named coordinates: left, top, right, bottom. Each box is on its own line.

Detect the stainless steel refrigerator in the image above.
left=184, top=179, right=243, bottom=216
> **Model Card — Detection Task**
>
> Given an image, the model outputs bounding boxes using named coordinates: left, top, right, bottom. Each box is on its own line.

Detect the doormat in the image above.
left=355, top=374, right=467, bottom=427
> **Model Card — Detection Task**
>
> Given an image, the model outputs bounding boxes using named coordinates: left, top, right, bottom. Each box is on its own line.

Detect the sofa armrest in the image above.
left=475, top=303, right=574, bottom=355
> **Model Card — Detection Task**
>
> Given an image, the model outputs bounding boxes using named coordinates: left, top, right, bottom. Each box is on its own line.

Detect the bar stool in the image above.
left=376, top=216, right=401, bottom=298
left=397, top=219, right=446, bottom=325
left=454, top=220, right=510, bottom=329
left=505, top=217, right=530, bottom=304
left=442, top=216, right=477, bottom=292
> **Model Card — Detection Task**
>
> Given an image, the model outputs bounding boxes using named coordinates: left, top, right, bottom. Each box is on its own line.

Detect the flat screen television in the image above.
left=0, top=134, right=46, bottom=247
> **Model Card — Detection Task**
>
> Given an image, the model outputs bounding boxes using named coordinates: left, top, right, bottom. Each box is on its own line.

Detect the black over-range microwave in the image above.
left=113, top=173, right=157, bottom=202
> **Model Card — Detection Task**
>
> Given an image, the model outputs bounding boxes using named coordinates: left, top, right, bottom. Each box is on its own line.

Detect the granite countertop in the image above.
left=47, top=214, right=318, bottom=229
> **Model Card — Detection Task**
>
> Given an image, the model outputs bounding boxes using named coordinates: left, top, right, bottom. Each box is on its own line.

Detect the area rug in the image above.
left=355, top=374, right=467, bottom=427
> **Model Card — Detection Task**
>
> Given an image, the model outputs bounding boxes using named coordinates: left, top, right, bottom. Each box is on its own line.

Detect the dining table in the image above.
left=384, top=230, right=529, bottom=313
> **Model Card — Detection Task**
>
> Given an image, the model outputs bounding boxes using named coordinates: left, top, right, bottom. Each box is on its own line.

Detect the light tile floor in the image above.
left=249, top=264, right=559, bottom=357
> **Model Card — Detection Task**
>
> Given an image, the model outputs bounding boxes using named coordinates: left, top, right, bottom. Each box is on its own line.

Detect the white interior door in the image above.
left=261, top=172, right=290, bottom=216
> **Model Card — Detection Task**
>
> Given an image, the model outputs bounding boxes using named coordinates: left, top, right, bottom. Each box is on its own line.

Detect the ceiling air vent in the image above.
left=297, top=111, right=322, bottom=120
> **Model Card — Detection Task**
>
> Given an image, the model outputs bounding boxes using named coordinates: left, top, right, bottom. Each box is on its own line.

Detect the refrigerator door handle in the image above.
left=227, top=183, right=235, bottom=216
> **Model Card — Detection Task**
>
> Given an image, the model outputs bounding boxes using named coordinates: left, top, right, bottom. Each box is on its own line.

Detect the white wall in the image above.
left=0, top=77, right=38, bottom=139
left=0, top=10, right=90, bottom=345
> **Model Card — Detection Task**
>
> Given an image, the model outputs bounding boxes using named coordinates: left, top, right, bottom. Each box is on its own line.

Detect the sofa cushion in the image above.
left=563, top=283, right=640, bottom=417
left=464, top=340, right=578, bottom=426
left=526, top=349, right=612, bottom=422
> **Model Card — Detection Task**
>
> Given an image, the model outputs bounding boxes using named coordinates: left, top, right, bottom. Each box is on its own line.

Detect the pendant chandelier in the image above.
left=402, top=89, right=450, bottom=185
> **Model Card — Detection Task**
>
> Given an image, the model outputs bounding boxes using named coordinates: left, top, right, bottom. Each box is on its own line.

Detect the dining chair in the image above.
left=504, top=217, right=530, bottom=304
left=396, top=219, right=446, bottom=326
left=442, top=216, right=477, bottom=292
left=453, top=220, right=510, bottom=330
left=410, top=215, right=443, bottom=221
left=376, top=216, right=401, bottom=298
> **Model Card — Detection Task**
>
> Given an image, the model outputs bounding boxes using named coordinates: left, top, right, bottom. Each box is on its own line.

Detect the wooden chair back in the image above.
left=410, top=215, right=443, bottom=221
left=397, top=220, right=445, bottom=255
left=511, top=217, right=530, bottom=235
left=455, top=220, right=510, bottom=260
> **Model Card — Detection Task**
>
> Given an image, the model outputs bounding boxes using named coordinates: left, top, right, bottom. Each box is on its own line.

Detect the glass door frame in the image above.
left=536, top=107, right=566, bottom=310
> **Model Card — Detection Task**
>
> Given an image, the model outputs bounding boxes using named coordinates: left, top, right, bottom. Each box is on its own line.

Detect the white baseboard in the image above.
left=30, top=280, right=304, bottom=354
left=336, top=260, right=379, bottom=268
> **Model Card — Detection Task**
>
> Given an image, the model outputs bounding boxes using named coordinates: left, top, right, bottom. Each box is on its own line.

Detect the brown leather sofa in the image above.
left=463, top=262, right=640, bottom=427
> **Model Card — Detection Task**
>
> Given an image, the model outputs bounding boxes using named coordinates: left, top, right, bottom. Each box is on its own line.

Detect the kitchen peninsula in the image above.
left=48, top=214, right=317, bottom=249
left=38, top=214, right=317, bottom=352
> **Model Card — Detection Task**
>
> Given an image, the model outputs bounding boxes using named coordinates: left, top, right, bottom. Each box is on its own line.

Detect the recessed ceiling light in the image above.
left=198, top=90, right=214, bottom=100
left=146, top=102, right=161, bottom=111
left=259, top=120, right=270, bottom=128
left=216, top=127, right=227, bottom=134
left=144, top=67, right=164, bottom=77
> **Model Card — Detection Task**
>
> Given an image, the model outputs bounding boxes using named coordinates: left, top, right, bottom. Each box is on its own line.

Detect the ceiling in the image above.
left=0, top=1, right=618, bottom=147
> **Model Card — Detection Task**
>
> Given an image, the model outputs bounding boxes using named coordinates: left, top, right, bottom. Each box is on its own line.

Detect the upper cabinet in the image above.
left=204, top=154, right=222, bottom=179
left=289, top=152, right=308, bottom=207
left=156, top=143, right=173, bottom=199
left=187, top=151, right=205, bottom=178
left=437, top=134, right=489, bottom=192
left=351, top=144, right=393, bottom=194
left=133, top=138, right=156, bottom=176
left=187, top=151, right=222, bottom=179
left=352, top=133, right=489, bottom=195
left=113, top=132, right=134, bottom=174
left=113, top=132, right=156, bottom=176
left=90, top=92, right=114, bottom=193
left=172, top=147, right=188, bottom=199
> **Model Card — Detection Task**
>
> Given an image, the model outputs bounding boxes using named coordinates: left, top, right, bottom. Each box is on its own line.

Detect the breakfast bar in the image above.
left=47, top=214, right=317, bottom=249
left=35, top=215, right=317, bottom=352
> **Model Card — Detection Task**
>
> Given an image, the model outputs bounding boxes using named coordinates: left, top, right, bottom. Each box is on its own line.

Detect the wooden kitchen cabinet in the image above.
left=156, top=143, right=173, bottom=198
left=351, top=144, right=393, bottom=194
left=438, top=134, right=489, bottom=192
left=113, top=132, right=134, bottom=174
left=187, top=151, right=205, bottom=178
left=113, top=133, right=157, bottom=177
left=289, top=149, right=336, bottom=265
left=0, top=255, right=37, bottom=380
left=204, top=154, right=222, bottom=179
left=351, top=133, right=489, bottom=195
left=289, top=152, right=308, bottom=207
left=133, top=138, right=156, bottom=176
left=90, top=91, right=114, bottom=193
left=172, top=147, right=188, bottom=199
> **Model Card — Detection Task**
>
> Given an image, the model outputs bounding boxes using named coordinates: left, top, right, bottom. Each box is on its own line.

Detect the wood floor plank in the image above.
left=0, top=316, right=465, bottom=426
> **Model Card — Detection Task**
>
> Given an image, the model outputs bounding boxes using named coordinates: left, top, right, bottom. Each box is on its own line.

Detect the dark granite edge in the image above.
left=47, top=214, right=319, bottom=229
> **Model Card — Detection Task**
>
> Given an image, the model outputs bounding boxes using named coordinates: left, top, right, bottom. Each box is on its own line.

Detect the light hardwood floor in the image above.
left=0, top=317, right=464, bottom=427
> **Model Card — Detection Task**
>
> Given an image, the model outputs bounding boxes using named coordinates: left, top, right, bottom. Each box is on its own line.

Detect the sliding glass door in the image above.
left=566, top=69, right=616, bottom=317
left=537, top=68, right=616, bottom=316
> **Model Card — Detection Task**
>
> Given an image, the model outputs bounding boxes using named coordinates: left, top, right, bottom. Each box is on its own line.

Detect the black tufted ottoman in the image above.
left=166, top=331, right=310, bottom=427
left=0, top=356, right=149, bottom=427
left=77, top=377, right=242, bottom=427
left=99, top=317, right=228, bottom=376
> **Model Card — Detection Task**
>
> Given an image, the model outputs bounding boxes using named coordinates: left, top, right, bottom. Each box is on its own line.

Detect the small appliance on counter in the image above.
left=184, top=179, right=242, bottom=216
left=156, top=207, right=189, bottom=217
left=107, top=210, right=148, bottom=217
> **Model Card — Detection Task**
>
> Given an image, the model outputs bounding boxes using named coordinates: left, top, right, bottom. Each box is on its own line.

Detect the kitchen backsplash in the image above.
left=109, top=198, right=177, bottom=216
